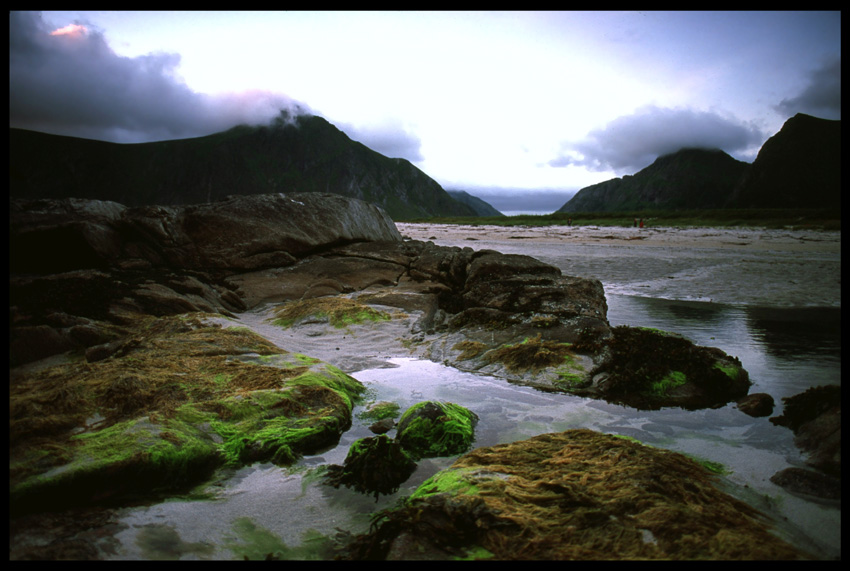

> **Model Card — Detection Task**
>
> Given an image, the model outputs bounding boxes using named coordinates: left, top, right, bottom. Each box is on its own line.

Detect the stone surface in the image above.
left=736, top=392, right=775, bottom=417
left=11, top=193, right=401, bottom=274
left=770, top=385, right=841, bottom=476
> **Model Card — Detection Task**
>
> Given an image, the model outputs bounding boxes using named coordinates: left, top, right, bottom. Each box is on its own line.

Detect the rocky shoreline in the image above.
left=9, top=193, right=838, bottom=559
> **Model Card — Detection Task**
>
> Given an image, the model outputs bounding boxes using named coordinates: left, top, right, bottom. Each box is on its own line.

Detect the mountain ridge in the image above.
left=446, top=190, right=504, bottom=216
left=558, top=148, right=749, bottom=213
left=9, top=112, right=477, bottom=220
left=558, top=113, right=840, bottom=214
left=727, top=113, right=840, bottom=210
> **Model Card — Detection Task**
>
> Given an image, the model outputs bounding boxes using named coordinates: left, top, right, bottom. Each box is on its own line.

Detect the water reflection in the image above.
left=745, top=306, right=841, bottom=359
left=605, top=294, right=841, bottom=403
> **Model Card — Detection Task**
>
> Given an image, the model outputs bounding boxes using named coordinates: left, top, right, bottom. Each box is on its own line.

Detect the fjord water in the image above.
left=108, top=293, right=840, bottom=560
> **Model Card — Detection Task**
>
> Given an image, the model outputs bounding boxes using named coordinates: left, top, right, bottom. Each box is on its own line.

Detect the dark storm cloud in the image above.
left=9, top=11, right=308, bottom=143
left=774, top=56, right=841, bottom=120
left=549, top=106, right=765, bottom=175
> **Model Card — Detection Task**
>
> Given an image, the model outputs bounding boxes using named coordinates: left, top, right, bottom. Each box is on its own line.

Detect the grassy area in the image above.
left=399, top=208, right=840, bottom=230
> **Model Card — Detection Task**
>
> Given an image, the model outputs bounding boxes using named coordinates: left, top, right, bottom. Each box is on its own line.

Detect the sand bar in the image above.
left=396, top=223, right=841, bottom=308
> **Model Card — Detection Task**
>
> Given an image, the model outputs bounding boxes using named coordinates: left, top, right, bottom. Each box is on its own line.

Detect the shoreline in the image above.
left=396, top=223, right=841, bottom=309
left=397, top=223, right=841, bottom=253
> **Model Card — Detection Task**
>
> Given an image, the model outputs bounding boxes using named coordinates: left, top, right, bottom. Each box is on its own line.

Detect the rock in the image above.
left=769, top=467, right=841, bottom=501
left=736, top=393, right=775, bottom=417
left=8, top=324, right=76, bottom=367
left=11, top=193, right=401, bottom=274
left=9, top=198, right=127, bottom=275
left=9, top=314, right=366, bottom=517
left=9, top=193, right=402, bottom=365
left=338, top=429, right=807, bottom=560
left=396, top=401, right=478, bottom=459
left=84, top=340, right=125, bottom=363
left=324, top=435, right=417, bottom=498
left=369, top=418, right=396, bottom=434
left=567, top=326, right=751, bottom=410
left=770, top=385, right=840, bottom=476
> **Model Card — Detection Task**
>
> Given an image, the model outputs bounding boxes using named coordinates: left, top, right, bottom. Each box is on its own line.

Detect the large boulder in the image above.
left=567, top=326, right=751, bottom=410
left=770, top=385, right=840, bottom=476
left=9, top=193, right=402, bottom=367
left=10, top=193, right=402, bottom=274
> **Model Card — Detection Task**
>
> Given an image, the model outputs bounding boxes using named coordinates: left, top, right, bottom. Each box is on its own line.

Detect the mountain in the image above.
left=446, top=190, right=504, bottom=216
left=8, top=112, right=476, bottom=220
left=726, top=113, right=840, bottom=212
left=558, top=148, right=750, bottom=213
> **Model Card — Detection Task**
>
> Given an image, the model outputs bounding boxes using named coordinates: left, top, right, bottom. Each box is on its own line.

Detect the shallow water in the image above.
left=105, top=294, right=841, bottom=560
left=96, top=230, right=842, bottom=560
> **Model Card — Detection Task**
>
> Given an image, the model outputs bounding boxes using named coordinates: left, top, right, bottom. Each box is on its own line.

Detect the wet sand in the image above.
left=396, top=223, right=841, bottom=308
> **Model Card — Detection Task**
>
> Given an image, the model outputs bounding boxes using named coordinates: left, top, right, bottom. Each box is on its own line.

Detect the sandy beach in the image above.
left=396, top=223, right=841, bottom=308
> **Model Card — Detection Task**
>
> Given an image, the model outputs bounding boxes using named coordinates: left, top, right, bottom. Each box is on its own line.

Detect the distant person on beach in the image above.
left=634, top=218, right=638, bottom=227
left=639, top=218, right=644, bottom=228
left=568, top=218, right=572, bottom=226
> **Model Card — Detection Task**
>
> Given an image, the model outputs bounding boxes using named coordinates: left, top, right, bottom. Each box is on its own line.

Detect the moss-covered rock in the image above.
left=570, top=325, right=751, bottom=410
left=9, top=314, right=365, bottom=516
left=270, top=296, right=392, bottom=329
left=339, top=429, right=808, bottom=560
left=396, top=401, right=478, bottom=459
left=324, top=434, right=417, bottom=498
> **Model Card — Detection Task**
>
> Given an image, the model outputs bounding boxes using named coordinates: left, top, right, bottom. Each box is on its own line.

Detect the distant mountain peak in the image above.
left=558, top=147, right=749, bottom=213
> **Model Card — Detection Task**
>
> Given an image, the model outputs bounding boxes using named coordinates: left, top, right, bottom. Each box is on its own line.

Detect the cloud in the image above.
left=334, top=118, right=424, bottom=163
left=9, top=11, right=309, bottom=143
left=774, top=56, right=841, bottom=120
left=548, top=105, right=765, bottom=175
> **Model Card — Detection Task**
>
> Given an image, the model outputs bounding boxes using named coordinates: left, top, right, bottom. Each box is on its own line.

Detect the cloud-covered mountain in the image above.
left=557, top=148, right=749, bottom=213
left=548, top=106, right=765, bottom=175
left=557, top=113, right=840, bottom=214
left=9, top=112, right=476, bottom=220
left=9, top=11, right=425, bottom=164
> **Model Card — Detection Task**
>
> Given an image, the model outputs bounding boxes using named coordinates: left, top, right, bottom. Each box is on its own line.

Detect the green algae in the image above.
left=713, top=362, right=743, bottom=380
left=357, top=400, right=401, bottom=422
left=397, top=401, right=478, bottom=459
left=270, top=297, right=391, bottom=329
left=649, top=370, right=688, bottom=397
left=224, top=517, right=334, bottom=560
left=135, top=523, right=217, bottom=560
left=454, top=545, right=496, bottom=560
left=9, top=313, right=366, bottom=515
left=408, top=467, right=482, bottom=501
left=326, top=434, right=417, bottom=498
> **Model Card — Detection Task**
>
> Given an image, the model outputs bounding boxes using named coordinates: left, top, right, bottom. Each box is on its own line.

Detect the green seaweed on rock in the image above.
left=485, top=334, right=576, bottom=374
left=397, top=401, right=478, bottom=459
left=9, top=314, right=366, bottom=516
left=270, top=297, right=392, bottom=329
left=339, top=429, right=808, bottom=560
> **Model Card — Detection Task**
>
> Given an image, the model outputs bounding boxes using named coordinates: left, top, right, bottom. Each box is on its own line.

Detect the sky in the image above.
left=9, top=11, right=842, bottom=212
